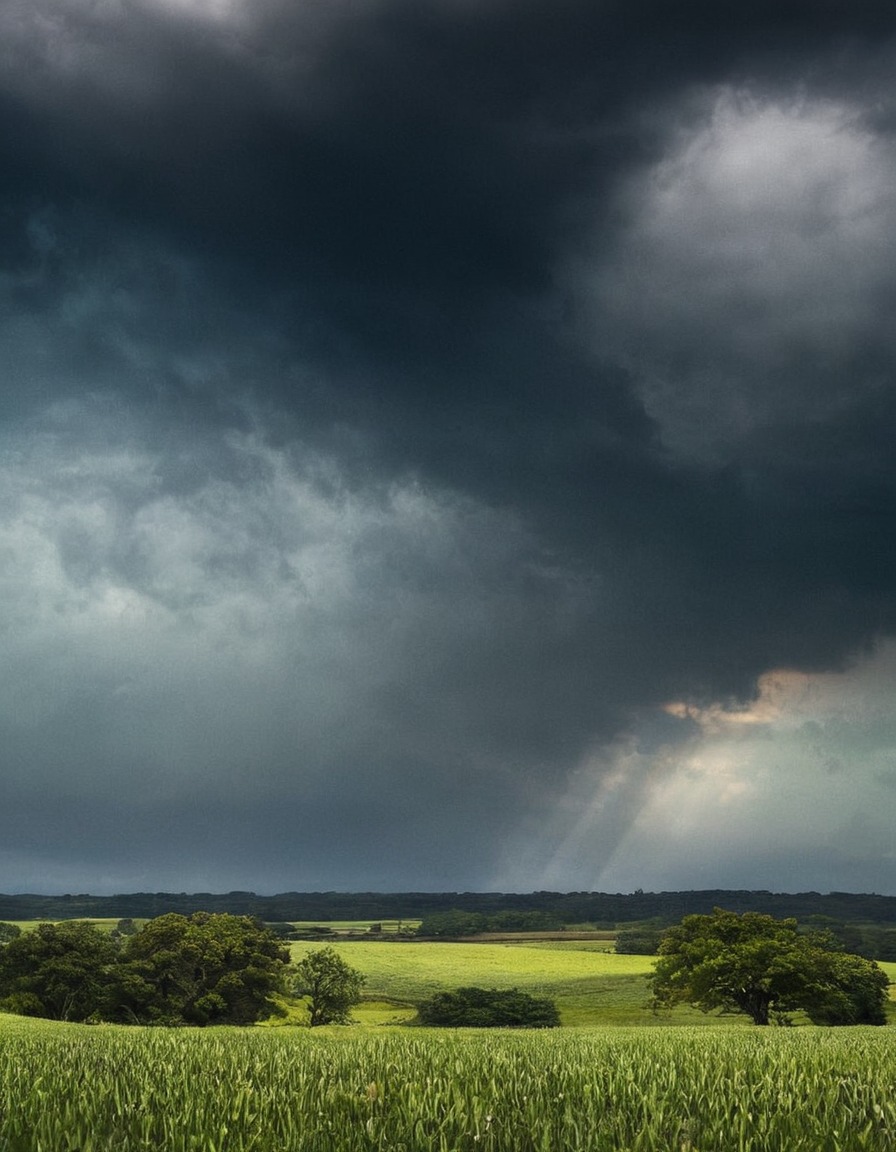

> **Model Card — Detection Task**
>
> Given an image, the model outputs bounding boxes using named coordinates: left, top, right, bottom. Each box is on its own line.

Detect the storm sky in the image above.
left=3, top=0, right=896, bottom=895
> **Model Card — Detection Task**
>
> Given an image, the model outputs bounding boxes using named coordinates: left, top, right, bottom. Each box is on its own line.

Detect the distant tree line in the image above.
left=416, top=909, right=563, bottom=937
left=616, top=916, right=896, bottom=962
left=801, top=917, right=896, bottom=962
left=4, top=890, right=896, bottom=941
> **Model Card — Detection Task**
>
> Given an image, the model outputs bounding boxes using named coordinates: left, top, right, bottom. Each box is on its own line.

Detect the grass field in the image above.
left=3, top=933, right=895, bottom=1148
left=8, top=921, right=889, bottom=1025
left=3, top=918, right=127, bottom=933
left=2, top=1012, right=896, bottom=1151
left=289, top=938, right=896, bottom=1026
left=288, top=938, right=731, bottom=1026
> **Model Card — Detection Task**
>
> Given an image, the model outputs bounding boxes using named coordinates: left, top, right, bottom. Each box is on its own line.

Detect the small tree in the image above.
left=651, top=909, right=889, bottom=1026
left=0, top=923, right=21, bottom=944
left=294, top=947, right=365, bottom=1026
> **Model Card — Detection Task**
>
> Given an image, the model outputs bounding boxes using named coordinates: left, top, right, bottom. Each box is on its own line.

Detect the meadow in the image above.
left=4, top=927, right=896, bottom=1150
left=2, top=1012, right=896, bottom=1151
left=288, top=937, right=733, bottom=1026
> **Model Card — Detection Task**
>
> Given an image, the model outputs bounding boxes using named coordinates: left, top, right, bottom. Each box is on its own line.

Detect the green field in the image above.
left=8, top=923, right=891, bottom=1026
left=289, top=938, right=728, bottom=1026
left=2, top=1012, right=896, bottom=1151
left=3, top=935, right=895, bottom=1148
left=3, top=918, right=127, bottom=933
left=291, top=919, right=420, bottom=932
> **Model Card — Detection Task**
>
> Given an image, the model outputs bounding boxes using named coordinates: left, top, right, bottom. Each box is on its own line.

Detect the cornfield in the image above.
left=2, top=1016, right=895, bottom=1151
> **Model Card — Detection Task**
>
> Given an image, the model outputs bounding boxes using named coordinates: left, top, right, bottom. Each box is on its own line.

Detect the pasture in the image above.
left=2, top=1013, right=896, bottom=1150
left=2, top=918, right=137, bottom=934
left=289, top=938, right=717, bottom=1026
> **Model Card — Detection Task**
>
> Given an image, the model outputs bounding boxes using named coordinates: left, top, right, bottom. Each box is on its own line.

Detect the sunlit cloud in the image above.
left=662, top=668, right=830, bottom=733
left=571, top=87, right=896, bottom=463
left=590, top=644, right=896, bottom=892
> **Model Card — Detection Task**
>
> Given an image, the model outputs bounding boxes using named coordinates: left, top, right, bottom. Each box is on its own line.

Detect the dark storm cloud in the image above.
left=3, top=0, right=896, bottom=892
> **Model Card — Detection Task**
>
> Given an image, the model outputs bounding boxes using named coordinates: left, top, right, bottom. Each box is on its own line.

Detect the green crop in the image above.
left=2, top=1013, right=896, bottom=1151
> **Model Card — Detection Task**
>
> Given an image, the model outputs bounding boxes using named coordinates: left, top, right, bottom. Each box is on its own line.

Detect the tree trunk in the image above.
left=747, top=994, right=770, bottom=1025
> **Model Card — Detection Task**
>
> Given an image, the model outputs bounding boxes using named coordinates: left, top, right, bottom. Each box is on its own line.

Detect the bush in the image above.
left=615, top=928, right=663, bottom=955
left=418, top=987, right=560, bottom=1028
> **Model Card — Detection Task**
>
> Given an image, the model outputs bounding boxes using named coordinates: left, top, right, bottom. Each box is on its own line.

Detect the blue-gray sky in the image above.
left=3, top=0, right=896, bottom=895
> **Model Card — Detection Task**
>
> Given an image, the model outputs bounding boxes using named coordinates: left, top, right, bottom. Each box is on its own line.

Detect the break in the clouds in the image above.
left=2, top=0, right=896, bottom=895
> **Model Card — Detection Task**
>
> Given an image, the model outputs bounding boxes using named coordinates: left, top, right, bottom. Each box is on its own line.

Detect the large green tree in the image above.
left=294, top=947, right=365, bottom=1026
left=114, top=912, right=289, bottom=1025
left=0, top=921, right=121, bottom=1021
left=651, top=909, right=889, bottom=1025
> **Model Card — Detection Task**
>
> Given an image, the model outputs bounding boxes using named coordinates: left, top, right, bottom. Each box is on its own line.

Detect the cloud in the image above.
left=588, top=648, right=896, bottom=893
left=579, top=88, right=896, bottom=465
left=2, top=0, right=896, bottom=892
left=1, top=399, right=618, bottom=889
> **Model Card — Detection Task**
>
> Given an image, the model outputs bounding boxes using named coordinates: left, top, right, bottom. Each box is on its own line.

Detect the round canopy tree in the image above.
left=651, top=909, right=889, bottom=1026
left=0, top=921, right=121, bottom=1021
left=117, top=912, right=289, bottom=1025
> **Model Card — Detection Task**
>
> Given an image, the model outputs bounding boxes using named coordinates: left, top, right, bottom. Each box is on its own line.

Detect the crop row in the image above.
left=2, top=1016, right=896, bottom=1151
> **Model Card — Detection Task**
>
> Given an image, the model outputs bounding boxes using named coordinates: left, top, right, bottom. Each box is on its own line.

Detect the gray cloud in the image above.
left=2, top=0, right=896, bottom=893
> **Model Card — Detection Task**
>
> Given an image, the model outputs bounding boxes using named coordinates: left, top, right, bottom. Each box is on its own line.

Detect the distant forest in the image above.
left=4, top=889, right=896, bottom=927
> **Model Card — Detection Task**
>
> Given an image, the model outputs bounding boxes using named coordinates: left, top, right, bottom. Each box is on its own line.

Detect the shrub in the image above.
left=418, top=986, right=560, bottom=1027
left=615, top=928, right=663, bottom=955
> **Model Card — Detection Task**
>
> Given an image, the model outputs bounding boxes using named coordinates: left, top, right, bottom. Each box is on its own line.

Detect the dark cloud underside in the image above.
left=2, top=0, right=896, bottom=892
